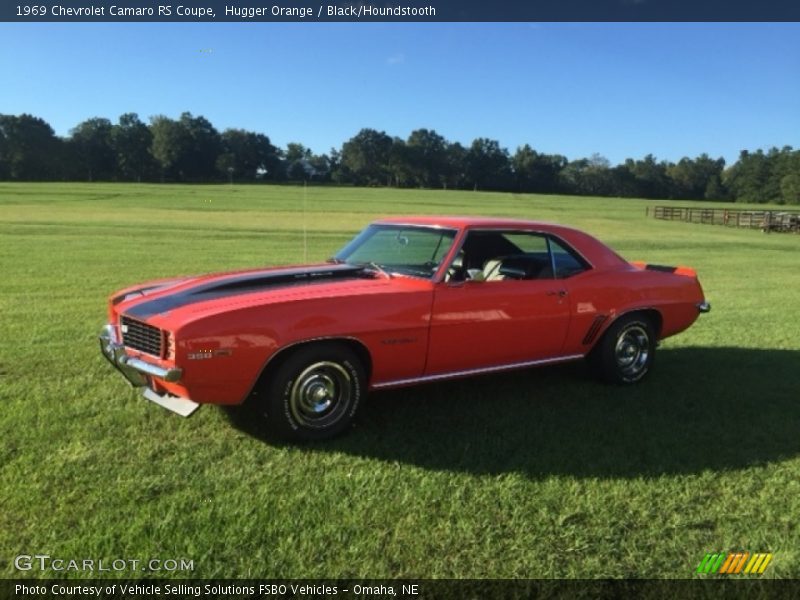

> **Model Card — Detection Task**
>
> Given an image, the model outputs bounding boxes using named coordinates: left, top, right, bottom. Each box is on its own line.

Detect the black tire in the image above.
left=259, top=343, right=365, bottom=441
left=589, top=314, right=656, bottom=384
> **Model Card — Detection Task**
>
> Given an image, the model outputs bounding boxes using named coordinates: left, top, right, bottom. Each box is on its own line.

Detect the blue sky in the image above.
left=1, top=23, right=797, bottom=165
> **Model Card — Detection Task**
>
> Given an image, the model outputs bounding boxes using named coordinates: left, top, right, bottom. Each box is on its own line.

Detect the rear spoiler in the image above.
left=629, top=261, right=697, bottom=278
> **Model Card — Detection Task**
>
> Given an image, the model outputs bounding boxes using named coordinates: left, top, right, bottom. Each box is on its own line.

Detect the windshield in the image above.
left=334, top=224, right=458, bottom=279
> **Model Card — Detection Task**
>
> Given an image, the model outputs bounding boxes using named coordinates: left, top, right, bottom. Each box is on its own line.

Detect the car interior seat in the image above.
left=482, top=259, right=505, bottom=281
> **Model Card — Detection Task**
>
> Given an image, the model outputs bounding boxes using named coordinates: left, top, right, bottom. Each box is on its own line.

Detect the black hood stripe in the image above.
left=124, top=264, right=367, bottom=319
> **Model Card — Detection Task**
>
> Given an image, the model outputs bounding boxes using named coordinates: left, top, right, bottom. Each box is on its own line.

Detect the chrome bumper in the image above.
left=697, top=301, right=711, bottom=313
left=99, top=324, right=182, bottom=386
left=99, top=324, right=198, bottom=417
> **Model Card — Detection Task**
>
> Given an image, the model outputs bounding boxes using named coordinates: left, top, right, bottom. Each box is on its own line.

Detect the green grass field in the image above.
left=1, top=182, right=799, bottom=579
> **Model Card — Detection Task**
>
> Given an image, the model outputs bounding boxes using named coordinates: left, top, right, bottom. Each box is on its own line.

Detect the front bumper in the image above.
left=99, top=324, right=199, bottom=417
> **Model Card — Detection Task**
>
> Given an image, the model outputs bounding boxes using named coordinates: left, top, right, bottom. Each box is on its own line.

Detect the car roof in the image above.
left=373, top=215, right=628, bottom=269
left=375, top=215, right=577, bottom=235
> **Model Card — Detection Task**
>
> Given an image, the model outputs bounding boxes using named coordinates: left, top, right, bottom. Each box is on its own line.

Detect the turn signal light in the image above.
left=165, top=332, right=176, bottom=360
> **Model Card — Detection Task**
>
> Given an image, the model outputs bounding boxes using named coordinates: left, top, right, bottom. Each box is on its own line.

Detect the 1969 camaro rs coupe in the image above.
left=100, top=216, right=710, bottom=440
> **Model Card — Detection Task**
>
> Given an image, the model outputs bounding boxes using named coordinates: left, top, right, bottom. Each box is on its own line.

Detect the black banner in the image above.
left=3, top=579, right=800, bottom=600
left=3, top=0, right=800, bottom=23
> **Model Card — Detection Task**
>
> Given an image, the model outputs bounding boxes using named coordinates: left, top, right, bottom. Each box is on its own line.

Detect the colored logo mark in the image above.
left=696, top=552, right=773, bottom=575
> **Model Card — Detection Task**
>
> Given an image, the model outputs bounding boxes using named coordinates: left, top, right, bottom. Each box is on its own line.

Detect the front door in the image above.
left=425, top=230, right=572, bottom=375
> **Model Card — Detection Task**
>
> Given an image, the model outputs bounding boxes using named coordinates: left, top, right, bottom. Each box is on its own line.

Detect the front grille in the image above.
left=120, top=315, right=163, bottom=357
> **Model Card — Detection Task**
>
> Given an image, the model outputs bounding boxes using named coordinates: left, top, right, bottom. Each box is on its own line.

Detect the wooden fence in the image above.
left=648, top=206, right=800, bottom=233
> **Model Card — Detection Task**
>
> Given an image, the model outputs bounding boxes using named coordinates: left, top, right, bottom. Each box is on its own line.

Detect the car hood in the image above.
left=112, top=263, right=389, bottom=321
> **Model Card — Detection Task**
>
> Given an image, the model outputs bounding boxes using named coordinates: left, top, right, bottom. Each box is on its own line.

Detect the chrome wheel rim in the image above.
left=614, top=325, right=650, bottom=379
left=289, top=361, right=352, bottom=428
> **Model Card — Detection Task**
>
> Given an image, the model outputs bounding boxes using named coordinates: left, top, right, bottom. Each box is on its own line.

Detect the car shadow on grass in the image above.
left=226, top=347, right=800, bottom=479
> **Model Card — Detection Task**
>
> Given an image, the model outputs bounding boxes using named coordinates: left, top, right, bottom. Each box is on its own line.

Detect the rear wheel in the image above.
left=259, top=343, right=365, bottom=441
left=590, top=314, right=656, bottom=384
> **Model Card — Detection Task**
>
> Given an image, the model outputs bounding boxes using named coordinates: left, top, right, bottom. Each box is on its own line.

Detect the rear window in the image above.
left=549, top=238, right=590, bottom=279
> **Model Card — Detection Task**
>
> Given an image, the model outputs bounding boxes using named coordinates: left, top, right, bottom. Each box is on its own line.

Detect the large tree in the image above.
left=387, top=137, right=414, bottom=187
left=725, top=146, right=800, bottom=204
left=150, top=115, right=190, bottom=181
left=111, top=113, right=155, bottom=182
left=0, top=114, right=62, bottom=180
left=724, top=149, right=772, bottom=203
left=780, top=172, right=800, bottom=204
left=283, top=142, right=312, bottom=181
left=1, top=110, right=797, bottom=199
left=0, top=125, right=7, bottom=179
left=465, top=138, right=511, bottom=191
left=150, top=112, right=222, bottom=182
left=443, top=142, right=468, bottom=190
left=511, top=144, right=566, bottom=194
left=406, top=128, right=449, bottom=188
left=219, top=129, right=281, bottom=181
left=69, top=117, right=115, bottom=181
left=177, top=112, right=221, bottom=181
left=623, top=154, right=673, bottom=199
left=668, top=154, right=726, bottom=200
left=340, top=128, right=393, bottom=185
left=560, top=154, right=617, bottom=196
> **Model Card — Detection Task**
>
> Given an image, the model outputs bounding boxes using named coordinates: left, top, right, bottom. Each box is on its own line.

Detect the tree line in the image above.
left=1, top=112, right=798, bottom=204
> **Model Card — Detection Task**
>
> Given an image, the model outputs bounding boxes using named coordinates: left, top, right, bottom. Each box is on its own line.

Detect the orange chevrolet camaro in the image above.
left=99, top=216, right=710, bottom=440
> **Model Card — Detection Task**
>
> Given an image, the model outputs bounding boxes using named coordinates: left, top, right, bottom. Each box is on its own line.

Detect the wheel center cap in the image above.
left=310, top=385, right=329, bottom=404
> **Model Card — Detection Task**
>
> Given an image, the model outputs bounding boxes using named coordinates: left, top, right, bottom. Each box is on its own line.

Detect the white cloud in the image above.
left=386, top=53, right=405, bottom=65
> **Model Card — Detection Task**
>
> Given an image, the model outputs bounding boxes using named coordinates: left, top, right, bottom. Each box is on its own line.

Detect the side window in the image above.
left=454, top=231, right=591, bottom=283
left=548, top=238, right=590, bottom=279
left=470, top=231, right=555, bottom=282
left=501, top=233, right=548, bottom=254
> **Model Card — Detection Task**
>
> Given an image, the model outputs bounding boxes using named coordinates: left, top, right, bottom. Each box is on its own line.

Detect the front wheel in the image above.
left=589, top=315, right=656, bottom=384
left=259, top=343, right=365, bottom=441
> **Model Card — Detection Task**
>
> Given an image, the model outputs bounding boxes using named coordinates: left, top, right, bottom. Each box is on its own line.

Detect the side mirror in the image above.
left=465, top=269, right=485, bottom=283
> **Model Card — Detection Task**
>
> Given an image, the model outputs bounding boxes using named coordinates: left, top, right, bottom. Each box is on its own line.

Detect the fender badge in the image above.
left=187, top=349, right=233, bottom=360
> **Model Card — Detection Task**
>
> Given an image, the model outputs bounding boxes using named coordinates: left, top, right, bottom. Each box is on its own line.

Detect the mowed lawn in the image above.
left=1, top=182, right=798, bottom=579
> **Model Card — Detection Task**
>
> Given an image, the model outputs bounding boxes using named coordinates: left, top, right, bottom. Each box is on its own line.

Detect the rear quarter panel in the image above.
left=562, top=266, right=705, bottom=355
